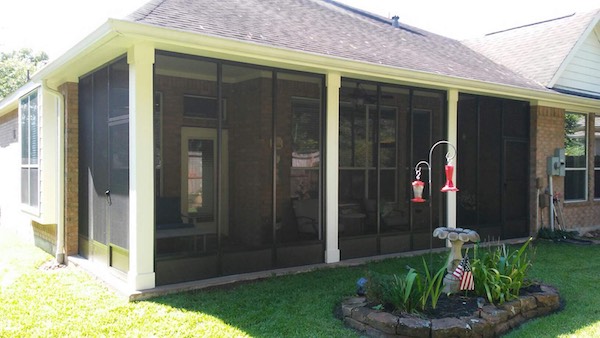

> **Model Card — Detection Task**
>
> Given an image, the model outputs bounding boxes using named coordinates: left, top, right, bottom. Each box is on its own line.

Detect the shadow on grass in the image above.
left=148, top=242, right=600, bottom=338
left=146, top=254, right=446, bottom=337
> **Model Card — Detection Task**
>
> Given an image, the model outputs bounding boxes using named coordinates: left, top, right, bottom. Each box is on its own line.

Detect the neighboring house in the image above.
left=0, top=0, right=598, bottom=294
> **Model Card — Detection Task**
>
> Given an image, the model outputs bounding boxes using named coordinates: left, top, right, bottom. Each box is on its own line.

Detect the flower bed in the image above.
left=340, top=284, right=560, bottom=337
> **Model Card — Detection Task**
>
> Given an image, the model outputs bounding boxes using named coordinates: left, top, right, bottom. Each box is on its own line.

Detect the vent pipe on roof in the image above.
left=392, top=15, right=400, bottom=28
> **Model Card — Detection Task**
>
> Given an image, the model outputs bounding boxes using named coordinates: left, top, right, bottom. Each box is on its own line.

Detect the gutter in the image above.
left=42, top=80, right=66, bottom=264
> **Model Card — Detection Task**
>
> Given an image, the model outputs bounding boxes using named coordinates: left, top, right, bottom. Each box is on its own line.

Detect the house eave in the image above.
left=3, top=18, right=599, bottom=116
left=109, top=19, right=599, bottom=111
left=29, top=20, right=128, bottom=90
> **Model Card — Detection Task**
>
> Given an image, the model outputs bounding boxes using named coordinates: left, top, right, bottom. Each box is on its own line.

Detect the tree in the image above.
left=0, top=48, right=49, bottom=100
left=564, top=112, right=585, bottom=157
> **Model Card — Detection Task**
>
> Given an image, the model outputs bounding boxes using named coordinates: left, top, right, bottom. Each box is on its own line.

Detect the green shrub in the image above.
left=365, top=268, right=421, bottom=313
left=366, top=259, right=447, bottom=313
left=471, top=238, right=534, bottom=304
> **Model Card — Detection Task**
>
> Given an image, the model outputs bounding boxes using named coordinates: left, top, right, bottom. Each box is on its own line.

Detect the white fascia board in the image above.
left=109, top=19, right=599, bottom=111
left=1, top=20, right=120, bottom=115
left=30, top=20, right=123, bottom=88
left=548, top=13, right=600, bottom=88
left=534, top=98, right=600, bottom=114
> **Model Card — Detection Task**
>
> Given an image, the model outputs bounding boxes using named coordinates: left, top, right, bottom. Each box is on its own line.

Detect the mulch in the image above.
left=373, top=284, right=544, bottom=319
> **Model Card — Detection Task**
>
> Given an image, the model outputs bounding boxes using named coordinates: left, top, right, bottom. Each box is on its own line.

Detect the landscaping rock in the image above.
left=339, top=283, right=561, bottom=338
left=461, top=316, right=494, bottom=338
left=344, top=317, right=367, bottom=332
left=479, top=305, right=509, bottom=324
left=396, top=316, right=431, bottom=337
left=499, top=299, right=522, bottom=317
left=352, top=306, right=373, bottom=323
left=519, top=295, right=537, bottom=312
left=366, top=311, right=398, bottom=334
left=534, top=288, right=560, bottom=310
left=506, top=314, right=525, bottom=329
left=431, top=317, right=471, bottom=338
left=341, top=297, right=367, bottom=317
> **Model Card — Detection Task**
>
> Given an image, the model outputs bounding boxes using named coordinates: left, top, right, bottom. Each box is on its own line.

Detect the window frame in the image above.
left=338, top=102, right=399, bottom=204
left=564, top=112, right=588, bottom=202
left=19, top=89, right=40, bottom=212
left=594, top=114, right=600, bottom=200
left=290, top=97, right=321, bottom=200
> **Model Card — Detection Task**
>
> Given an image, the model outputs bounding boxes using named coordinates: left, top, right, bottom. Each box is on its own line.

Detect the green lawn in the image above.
left=1, top=228, right=599, bottom=337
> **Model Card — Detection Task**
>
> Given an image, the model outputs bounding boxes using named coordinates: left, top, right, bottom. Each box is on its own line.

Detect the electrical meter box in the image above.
left=547, top=148, right=566, bottom=176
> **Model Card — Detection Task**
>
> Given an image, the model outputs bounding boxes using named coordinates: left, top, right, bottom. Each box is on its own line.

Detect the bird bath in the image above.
left=433, top=227, right=480, bottom=293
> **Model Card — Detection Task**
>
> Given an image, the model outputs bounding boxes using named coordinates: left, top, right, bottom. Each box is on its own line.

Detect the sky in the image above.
left=0, top=0, right=598, bottom=60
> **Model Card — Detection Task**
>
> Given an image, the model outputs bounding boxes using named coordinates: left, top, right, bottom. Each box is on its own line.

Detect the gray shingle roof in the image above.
left=464, top=9, right=600, bottom=87
left=125, top=0, right=546, bottom=91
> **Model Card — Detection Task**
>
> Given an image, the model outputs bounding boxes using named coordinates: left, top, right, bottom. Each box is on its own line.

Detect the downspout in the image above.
left=43, top=80, right=66, bottom=264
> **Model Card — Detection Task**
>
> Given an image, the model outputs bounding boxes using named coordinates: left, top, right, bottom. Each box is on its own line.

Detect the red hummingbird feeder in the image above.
left=411, top=179, right=426, bottom=202
left=441, top=164, right=459, bottom=192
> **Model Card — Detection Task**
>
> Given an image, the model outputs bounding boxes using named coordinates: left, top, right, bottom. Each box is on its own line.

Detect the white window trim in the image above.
left=594, top=114, right=600, bottom=201
left=564, top=112, right=588, bottom=203
left=19, top=89, right=41, bottom=213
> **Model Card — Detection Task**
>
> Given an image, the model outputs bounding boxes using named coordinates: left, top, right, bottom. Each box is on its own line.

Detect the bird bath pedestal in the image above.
left=433, top=227, right=480, bottom=294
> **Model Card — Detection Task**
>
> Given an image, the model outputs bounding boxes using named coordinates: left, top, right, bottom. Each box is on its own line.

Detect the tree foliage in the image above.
left=0, top=48, right=49, bottom=100
left=564, top=112, right=585, bottom=156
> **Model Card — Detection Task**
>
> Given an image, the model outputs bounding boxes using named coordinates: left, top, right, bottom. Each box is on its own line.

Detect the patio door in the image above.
left=78, top=58, right=130, bottom=273
left=503, top=140, right=529, bottom=238
left=180, top=127, right=229, bottom=237
left=457, top=94, right=529, bottom=240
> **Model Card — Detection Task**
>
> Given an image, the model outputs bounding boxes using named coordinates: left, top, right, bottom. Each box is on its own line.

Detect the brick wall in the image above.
left=531, top=105, right=600, bottom=231
left=530, top=106, right=565, bottom=233
left=61, top=82, right=79, bottom=255
left=32, top=221, right=57, bottom=255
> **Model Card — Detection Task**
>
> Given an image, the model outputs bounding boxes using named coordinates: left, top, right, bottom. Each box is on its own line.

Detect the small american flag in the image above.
left=452, top=255, right=474, bottom=291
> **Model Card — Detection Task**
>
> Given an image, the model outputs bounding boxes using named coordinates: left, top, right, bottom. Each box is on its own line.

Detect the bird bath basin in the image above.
left=433, top=227, right=480, bottom=293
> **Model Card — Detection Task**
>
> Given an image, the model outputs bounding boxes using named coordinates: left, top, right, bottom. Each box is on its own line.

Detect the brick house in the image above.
left=0, top=0, right=598, bottom=293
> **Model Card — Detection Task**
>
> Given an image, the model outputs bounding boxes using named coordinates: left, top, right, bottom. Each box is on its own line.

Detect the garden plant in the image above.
left=364, top=238, right=535, bottom=314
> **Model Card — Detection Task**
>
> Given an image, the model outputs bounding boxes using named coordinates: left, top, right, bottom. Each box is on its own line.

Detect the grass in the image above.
left=1, top=228, right=600, bottom=338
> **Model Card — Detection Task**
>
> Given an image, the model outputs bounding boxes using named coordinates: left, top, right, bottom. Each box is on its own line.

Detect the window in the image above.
left=595, top=115, right=600, bottom=199
left=20, top=89, right=39, bottom=209
left=290, top=98, right=321, bottom=200
left=564, top=112, right=587, bottom=201
left=183, top=95, right=226, bottom=119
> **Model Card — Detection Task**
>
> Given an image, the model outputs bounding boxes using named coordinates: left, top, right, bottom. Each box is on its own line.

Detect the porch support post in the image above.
left=446, top=89, right=459, bottom=243
left=127, top=42, right=156, bottom=290
left=325, top=72, right=341, bottom=263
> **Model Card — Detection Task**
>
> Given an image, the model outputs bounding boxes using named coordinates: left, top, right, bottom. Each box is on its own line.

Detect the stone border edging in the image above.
left=340, top=284, right=560, bottom=337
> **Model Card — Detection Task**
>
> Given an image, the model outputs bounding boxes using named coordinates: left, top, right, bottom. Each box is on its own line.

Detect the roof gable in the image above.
left=124, top=0, right=544, bottom=91
left=552, top=22, right=600, bottom=98
left=464, top=9, right=600, bottom=93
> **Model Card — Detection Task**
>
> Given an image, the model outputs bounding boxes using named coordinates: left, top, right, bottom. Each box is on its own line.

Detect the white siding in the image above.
left=554, top=25, right=600, bottom=96
left=0, top=113, right=34, bottom=240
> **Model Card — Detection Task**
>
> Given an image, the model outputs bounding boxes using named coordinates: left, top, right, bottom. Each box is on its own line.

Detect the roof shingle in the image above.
left=125, top=0, right=546, bottom=91
left=464, top=9, right=600, bottom=87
